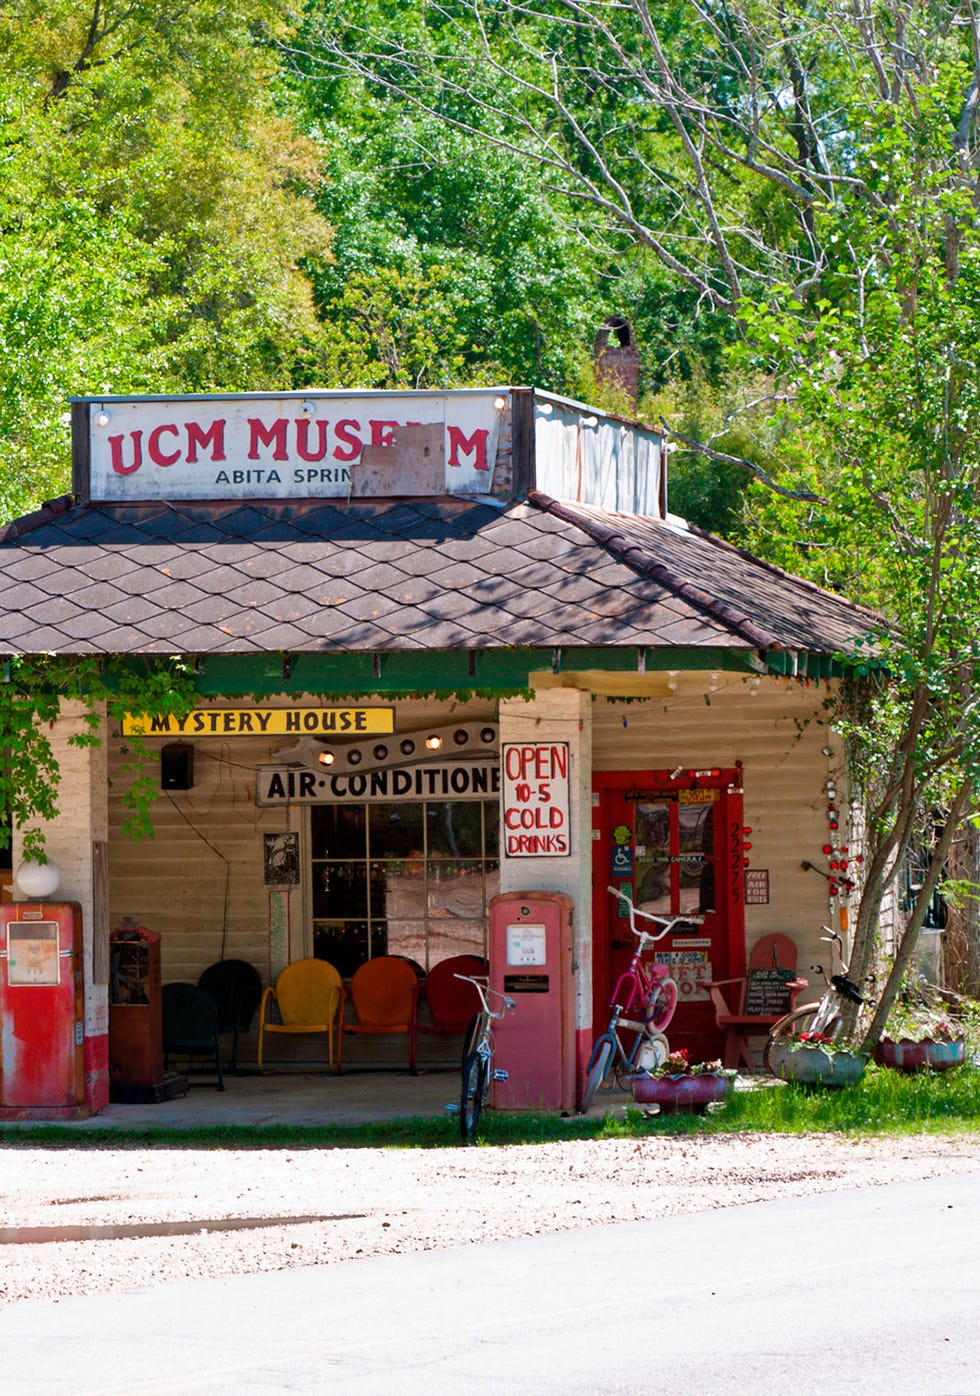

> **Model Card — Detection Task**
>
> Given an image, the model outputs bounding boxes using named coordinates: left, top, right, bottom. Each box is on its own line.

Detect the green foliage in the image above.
left=0, top=0, right=331, bottom=517
left=0, top=656, right=198, bottom=858
left=288, top=89, right=610, bottom=389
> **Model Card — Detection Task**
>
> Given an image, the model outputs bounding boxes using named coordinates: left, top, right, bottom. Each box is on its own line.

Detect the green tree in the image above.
left=296, top=0, right=980, bottom=1037
left=284, top=65, right=614, bottom=389
left=0, top=0, right=331, bottom=515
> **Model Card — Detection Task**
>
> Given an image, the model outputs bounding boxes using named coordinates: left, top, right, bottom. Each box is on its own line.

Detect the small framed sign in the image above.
left=744, top=869, right=770, bottom=905
left=264, top=832, right=300, bottom=887
left=744, top=966, right=796, bottom=1016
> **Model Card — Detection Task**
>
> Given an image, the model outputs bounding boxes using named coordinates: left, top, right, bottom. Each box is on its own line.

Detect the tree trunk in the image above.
left=943, top=813, right=980, bottom=998
left=859, top=782, right=973, bottom=1053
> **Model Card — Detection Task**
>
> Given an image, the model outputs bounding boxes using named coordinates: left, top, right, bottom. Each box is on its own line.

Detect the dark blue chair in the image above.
left=162, top=982, right=224, bottom=1090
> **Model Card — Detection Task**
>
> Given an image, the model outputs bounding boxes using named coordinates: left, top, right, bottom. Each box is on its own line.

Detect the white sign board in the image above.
left=506, top=923, right=547, bottom=965
left=82, top=390, right=507, bottom=502
left=656, top=949, right=712, bottom=1004
left=501, top=741, right=571, bottom=857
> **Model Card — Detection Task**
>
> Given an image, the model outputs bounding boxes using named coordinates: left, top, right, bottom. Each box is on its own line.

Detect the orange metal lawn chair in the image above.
left=337, top=956, right=419, bottom=1074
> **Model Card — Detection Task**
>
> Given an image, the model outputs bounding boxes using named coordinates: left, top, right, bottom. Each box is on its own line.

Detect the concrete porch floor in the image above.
left=6, top=1068, right=466, bottom=1132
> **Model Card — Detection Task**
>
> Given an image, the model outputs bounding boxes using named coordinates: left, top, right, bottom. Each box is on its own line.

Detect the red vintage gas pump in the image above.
left=0, top=901, right=86, bottom=1116
left=488, top=891, right=576, bottom=1112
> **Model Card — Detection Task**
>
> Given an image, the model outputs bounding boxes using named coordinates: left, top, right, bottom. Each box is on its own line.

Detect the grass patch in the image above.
left=2, top=1066, right=979, bottom=1150
left=718, top=1062, right=980, bottom=1134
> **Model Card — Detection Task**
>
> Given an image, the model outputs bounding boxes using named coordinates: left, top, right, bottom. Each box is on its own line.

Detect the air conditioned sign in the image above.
left=256, top=759, right=500, bottom=805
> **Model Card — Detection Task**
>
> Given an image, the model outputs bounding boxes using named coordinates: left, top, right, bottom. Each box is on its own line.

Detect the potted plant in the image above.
left=767, top=1031, right=867, bottom=1087
left=874, top=1009, right=967, bottom=1073
left=631, top=1050, right=733, bottom=1113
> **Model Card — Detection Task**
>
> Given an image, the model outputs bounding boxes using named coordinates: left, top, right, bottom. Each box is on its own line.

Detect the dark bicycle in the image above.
left=455, top=974, right=515, bottom=1143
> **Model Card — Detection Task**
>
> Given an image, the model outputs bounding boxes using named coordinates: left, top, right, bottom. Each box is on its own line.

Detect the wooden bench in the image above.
left=707, top=934, right=808, bottom=1071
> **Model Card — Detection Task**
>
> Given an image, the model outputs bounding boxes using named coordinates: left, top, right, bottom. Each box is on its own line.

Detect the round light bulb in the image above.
left=15, top=858, right=61, bottom=898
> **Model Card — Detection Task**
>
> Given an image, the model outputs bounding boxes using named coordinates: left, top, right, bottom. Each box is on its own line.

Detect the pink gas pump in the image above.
left=488, top=891, right=575, bottom=1112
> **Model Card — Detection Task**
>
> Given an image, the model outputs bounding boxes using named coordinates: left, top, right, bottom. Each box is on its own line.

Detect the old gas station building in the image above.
left=0, top=388, right=875, bottom=1116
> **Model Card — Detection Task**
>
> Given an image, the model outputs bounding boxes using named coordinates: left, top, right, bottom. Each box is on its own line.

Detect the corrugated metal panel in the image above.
left=533, top=399, right=664, bottom=517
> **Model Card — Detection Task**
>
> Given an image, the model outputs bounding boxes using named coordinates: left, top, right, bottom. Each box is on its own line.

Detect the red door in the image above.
left=592, top=769, right=746, bottom=1063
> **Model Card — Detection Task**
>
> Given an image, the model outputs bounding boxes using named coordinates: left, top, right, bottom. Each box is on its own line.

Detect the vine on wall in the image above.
left=0, top=656, right=199, bottom=859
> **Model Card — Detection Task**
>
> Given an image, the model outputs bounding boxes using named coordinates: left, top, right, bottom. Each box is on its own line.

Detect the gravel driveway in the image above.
left=3, top=1132, right=980, bottom=1307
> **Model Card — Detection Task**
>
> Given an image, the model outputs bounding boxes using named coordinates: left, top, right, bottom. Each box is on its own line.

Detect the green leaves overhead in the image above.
left=0, top=1, right=331, bottom=517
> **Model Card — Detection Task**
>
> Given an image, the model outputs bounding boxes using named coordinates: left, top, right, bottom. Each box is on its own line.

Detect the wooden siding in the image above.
left=590, top=673, right=852, bottom=977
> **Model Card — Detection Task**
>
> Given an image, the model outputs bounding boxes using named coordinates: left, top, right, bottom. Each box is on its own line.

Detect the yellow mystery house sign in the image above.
left=123, top=706, right=395, bottom=738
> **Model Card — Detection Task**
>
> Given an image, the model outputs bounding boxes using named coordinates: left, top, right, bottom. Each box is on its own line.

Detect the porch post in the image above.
left=498, top=688, right=593, bottom=1070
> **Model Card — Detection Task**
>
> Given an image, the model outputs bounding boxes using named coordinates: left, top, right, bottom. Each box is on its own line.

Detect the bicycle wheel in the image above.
left=643, top=977, right=679, bottom=1033
left=763, top=1003, right=838, bottom=1074
left=630, top=1030, right=669, bottom=1078
left=460, top=1048, right=489, bottom=1143
left=580, top=1036, right=614, bottom=1113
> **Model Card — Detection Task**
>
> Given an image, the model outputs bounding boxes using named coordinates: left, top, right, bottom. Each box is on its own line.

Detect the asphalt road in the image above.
left=0, top=1173, right=977, bottom=1396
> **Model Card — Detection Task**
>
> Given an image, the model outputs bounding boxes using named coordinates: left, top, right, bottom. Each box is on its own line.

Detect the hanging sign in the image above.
left=501, top=742, right=571, bottom=857
left=123, top=706, right=395, bottom=738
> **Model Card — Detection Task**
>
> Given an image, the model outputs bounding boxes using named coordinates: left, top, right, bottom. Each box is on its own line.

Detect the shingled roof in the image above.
left=0, top=490, right=876, bottom=660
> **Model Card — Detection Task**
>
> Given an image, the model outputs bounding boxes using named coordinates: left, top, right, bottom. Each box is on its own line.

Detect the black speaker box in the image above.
left=161, top=743, right=193, bottom=790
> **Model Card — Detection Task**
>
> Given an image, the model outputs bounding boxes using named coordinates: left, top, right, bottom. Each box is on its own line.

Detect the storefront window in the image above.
left=311, top=800, right=499, bottom=976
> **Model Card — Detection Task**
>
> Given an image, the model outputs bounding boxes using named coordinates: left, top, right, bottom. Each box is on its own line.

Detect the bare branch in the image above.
left=663, top=421, right=829, bottom=503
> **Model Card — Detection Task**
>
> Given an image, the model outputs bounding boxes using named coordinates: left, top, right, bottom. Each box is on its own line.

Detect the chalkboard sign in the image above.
left=744, top=966, right=796, bottom=1016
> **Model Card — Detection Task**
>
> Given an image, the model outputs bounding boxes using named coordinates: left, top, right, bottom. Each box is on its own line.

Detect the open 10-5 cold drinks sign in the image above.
left=501, top=742, right=571, bottom=857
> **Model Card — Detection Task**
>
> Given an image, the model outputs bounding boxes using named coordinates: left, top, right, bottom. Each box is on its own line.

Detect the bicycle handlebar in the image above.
left=606, top=886, right=704, bottom=939
left=454, top=973, right=516, bottom=1016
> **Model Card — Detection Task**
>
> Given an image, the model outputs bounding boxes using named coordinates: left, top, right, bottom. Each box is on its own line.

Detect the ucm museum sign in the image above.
left=73, top=389, right=508, bottom=502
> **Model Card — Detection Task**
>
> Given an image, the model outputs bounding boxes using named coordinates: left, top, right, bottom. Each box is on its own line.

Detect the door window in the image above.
left=634, top=795, right=717, bottom=915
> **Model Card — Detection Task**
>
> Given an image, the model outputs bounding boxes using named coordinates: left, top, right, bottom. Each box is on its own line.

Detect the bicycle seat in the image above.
left=832, top=974, right=864, bottom=1004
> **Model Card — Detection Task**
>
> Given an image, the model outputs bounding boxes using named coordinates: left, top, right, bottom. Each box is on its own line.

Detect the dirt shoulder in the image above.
left=3, top=1132, right=979, bottom=1307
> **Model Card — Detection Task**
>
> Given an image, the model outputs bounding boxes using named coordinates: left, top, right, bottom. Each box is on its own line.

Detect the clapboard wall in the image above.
left=589, top=672, right=851, bottom=973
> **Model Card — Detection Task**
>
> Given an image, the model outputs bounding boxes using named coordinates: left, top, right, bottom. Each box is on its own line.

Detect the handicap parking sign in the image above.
left=611, top=844, right=634, bottom=877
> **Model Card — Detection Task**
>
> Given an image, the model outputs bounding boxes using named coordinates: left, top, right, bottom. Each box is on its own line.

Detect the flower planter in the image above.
left=873, top=1036, right=966, bottom=1073
left=767, top=1041, right=866, bottom=1087
left=632, top=1071, right=731, bottom=1113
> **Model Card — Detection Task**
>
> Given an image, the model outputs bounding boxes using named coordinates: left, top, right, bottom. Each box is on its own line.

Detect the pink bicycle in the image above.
left=579, top=886, right=704, bottom=1112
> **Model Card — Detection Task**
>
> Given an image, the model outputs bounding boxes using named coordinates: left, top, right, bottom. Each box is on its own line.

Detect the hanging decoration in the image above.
left=820, top=775, right=863, bottom=932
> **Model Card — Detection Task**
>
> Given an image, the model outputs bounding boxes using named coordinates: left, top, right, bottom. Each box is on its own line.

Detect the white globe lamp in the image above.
left=15, top=858, right=62, bottom=899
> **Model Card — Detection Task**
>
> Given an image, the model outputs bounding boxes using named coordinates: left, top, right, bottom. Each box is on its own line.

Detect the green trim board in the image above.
left=93, top=646, right=862, bottom=698
left=22, top=647, right=869, bottom=704
left=191, top=648, right=766, bottom=696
